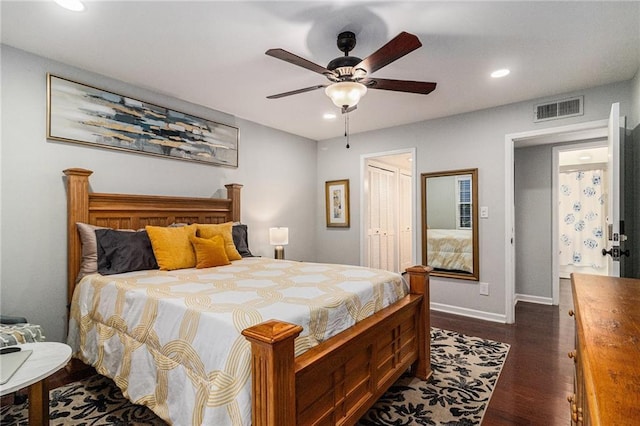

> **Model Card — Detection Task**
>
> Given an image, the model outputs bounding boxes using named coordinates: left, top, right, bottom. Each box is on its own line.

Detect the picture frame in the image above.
left=325, top=179, right=350, bottom=228
left=46, top=74, right=238, bottom=167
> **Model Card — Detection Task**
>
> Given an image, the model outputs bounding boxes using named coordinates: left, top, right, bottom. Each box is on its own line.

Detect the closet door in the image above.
left=399, top=172, right=412, bottom=271
left=368, top=165, right=396, bottom=271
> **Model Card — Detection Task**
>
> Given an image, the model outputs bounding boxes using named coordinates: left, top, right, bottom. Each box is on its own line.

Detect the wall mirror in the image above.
left=421, top=168, right=479, bottom=280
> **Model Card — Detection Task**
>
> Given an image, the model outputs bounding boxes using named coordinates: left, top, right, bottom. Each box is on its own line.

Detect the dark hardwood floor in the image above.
left=3, top=281, right=575, bottom=425
left=431, top=279, right=575, bottom=425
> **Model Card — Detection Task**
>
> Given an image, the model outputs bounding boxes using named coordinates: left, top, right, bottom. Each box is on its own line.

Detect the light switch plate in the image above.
left=480, top=206, right=489, bottom=218
left=479, top=282, right=489, bottom=295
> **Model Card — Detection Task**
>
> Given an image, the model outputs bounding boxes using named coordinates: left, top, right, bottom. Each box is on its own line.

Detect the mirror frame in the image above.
left=421, top=168, right=479, bottom=281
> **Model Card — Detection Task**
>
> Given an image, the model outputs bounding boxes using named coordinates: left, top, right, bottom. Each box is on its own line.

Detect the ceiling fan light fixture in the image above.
left=325, top=81, right=367, bottom=109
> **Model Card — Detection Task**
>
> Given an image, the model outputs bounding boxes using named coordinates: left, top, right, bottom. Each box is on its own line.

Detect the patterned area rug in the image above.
left=358, top=328, right=510, bottom=425
left=0, top=328, right=508, bottom=426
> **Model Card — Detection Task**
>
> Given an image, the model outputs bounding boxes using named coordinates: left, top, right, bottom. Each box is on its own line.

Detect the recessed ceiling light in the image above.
left=491, top=69, right=510, bottom=78
left=54, top=0, right=85, bottom=12
left=323, top=112, right=337, bottom=120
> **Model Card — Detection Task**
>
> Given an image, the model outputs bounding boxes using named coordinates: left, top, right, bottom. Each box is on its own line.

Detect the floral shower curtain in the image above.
left=559, top=169, right=607, bottom=271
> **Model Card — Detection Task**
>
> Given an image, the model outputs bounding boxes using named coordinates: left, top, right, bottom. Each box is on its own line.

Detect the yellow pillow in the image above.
left=196, top=222, right=242, bottom=261
left=189, top=235, right=231, bottom=268
left=145, top=224, right=197, bottom=270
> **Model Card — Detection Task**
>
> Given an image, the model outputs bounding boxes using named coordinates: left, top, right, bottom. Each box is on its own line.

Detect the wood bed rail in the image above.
left=243, top=265, right=432, bottom=426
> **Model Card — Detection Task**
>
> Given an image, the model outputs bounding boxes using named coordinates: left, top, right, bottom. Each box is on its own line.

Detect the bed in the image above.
left=64, top=168, right=432, bottom=426
left=426, top=228, right=473, bottom=273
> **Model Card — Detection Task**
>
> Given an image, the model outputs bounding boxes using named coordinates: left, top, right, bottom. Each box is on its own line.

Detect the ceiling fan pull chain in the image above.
left=345, top=113, right=350, bottom=149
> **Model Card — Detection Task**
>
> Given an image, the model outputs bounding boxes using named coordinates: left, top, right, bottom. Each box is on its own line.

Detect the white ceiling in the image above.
left=2, top=1, right=639, bottom=141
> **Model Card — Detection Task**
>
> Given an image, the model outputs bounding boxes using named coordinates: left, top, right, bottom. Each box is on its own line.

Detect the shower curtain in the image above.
left=559, top=169, right=607, bottom=271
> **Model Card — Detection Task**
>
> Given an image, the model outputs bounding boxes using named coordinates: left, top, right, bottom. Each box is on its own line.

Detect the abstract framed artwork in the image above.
left=47, top=74, right=238, bottom=167
left=325, top=179, right=350, bottom=228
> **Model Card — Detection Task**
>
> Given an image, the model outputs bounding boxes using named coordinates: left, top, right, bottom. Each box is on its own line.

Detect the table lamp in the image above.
left=269, top=227, right=288, bottom=260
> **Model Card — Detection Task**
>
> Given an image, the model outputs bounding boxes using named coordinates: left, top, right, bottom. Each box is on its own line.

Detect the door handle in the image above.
left=602, top=248, right=630, bottom=259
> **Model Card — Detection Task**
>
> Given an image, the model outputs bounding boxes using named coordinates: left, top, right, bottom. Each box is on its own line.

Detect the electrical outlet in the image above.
left=479, top=282, right=489, bottom=296
left=480, top=206, right=489, bottom=218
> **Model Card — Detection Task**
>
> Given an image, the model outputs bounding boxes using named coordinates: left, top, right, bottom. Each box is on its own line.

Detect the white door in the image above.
left=603, top=103, right=623, bottom=277
left=367, top=165, right=396, bottom=271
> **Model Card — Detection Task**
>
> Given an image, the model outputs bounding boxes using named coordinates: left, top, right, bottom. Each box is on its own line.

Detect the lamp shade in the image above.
left=325, top=81, right=367, bottom=109
left=269, top=227, right=289, bottom=246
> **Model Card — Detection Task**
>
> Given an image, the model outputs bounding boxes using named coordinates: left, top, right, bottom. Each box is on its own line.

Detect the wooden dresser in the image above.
left=568, top=273, right=640, bottom=425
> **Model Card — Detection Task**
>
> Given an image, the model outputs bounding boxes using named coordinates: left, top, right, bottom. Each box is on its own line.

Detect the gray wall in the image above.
left=0, top=46, right=317, bottom=342
left=316, top=80, right=634, bottom=321
left=514, top=145, right=552, bottom=299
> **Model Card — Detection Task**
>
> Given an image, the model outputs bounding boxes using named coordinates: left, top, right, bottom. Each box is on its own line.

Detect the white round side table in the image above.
left=0, top=342, right=72, bottom=425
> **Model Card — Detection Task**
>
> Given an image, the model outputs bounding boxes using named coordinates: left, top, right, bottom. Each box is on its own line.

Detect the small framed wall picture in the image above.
left=325, top=179, right=350, bottom=228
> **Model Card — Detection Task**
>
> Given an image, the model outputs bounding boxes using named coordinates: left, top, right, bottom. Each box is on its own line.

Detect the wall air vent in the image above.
left=534, top=96, right=583, bottom=122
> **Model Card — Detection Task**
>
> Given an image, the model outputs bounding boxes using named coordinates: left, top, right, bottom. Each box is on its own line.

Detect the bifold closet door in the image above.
left=367, top=165, right=396, bottom=271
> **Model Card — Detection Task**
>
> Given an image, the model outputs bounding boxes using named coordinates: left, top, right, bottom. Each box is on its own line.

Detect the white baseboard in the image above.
left=430, top=302, right=507, bottom=323
left=514, top=293, right=553, bottom=305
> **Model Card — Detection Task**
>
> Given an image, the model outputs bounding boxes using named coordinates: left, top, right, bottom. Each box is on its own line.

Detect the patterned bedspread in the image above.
left=67, top=257, right=407, bottom=426
left=427, top=229, right=473, bottom=272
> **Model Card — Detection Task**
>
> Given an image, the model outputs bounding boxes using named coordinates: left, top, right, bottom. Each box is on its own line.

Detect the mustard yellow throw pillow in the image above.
left=145, top=224, right=197, bottom=270
left=196, top=222, right=242, bottom=261
left=189, top=235, right=231, bottom=269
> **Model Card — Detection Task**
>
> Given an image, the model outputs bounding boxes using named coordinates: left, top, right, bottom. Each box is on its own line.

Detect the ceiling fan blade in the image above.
left=362, top=78, right=437, bottom=95
left=266, top=48, right=331, bottom=75
left=356, top=32, right=422, bottom=75
left=266, top=85, right=327, bottom=99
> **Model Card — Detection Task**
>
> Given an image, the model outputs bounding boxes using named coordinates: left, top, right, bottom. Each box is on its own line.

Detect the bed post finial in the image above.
left=225, top=183, right=242, bottom=222
left=63, top=168, right=93, bottom=310
left=242, top=320, right=302, bottom=426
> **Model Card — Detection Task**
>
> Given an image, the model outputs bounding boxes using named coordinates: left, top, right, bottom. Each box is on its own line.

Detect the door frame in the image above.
left=505, top=119, right=608, bottom=323
left=360, top=148, right=417, bottom=269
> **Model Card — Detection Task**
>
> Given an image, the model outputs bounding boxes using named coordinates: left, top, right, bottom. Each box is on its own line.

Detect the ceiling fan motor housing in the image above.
left=327, top=56, right=364, bottom=80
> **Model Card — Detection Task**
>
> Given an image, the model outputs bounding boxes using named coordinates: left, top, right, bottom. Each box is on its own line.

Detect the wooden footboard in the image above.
left=243, top=265, right=431, bottom=426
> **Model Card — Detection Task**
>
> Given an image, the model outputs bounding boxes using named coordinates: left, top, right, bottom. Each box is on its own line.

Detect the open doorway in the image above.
left=506, top=119, right=609, bottom=322
left=554, top=142, right=609, bottom=279
left=360, top=148, right=416, bottom=273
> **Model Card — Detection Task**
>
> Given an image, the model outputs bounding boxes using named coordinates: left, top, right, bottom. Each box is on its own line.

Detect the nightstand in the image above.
left=0, top=342, right=72, bottom=425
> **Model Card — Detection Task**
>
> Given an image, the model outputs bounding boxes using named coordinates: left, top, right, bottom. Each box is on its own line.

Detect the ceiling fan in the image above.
left=265, top=31, right=437, bottom=113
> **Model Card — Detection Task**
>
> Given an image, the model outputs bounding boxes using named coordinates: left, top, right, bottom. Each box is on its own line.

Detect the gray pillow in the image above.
left=95, top=229, right=158, bottom=275
left=232, top=224, right=254, bottom=257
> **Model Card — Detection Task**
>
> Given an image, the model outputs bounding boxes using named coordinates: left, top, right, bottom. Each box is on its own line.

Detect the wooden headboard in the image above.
left=63, top=168, right=242, bottom=308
